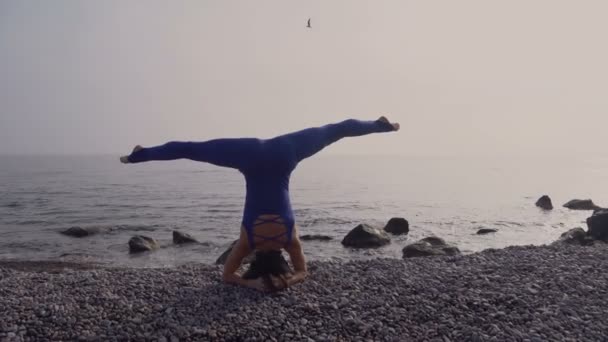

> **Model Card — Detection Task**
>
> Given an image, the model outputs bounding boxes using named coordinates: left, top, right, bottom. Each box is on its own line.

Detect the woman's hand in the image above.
left=268, top=274, right=290, bottom=291
left=246, top=277, right=269, bottom=292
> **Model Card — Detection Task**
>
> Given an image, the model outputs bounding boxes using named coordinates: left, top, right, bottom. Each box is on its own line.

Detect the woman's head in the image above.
left=242, top=250, right=293, bottom=291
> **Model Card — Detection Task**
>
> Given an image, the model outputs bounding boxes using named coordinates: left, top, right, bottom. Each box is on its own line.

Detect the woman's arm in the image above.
left=284, top=236, right=308, bottom=287
left=222, top=238, right=267, bottom=292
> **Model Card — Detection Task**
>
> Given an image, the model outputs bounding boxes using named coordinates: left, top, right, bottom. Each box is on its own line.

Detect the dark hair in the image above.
left=242, top=250, right=293, bottom=292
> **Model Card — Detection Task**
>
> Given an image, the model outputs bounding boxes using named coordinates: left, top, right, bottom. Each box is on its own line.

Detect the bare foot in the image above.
left=119, top=145, right=143, bottom=164
left=378, top=116, right=400, bottom=131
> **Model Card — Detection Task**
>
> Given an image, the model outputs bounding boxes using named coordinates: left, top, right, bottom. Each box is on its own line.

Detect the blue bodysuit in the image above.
left=127, top=119, right=394, bottom=249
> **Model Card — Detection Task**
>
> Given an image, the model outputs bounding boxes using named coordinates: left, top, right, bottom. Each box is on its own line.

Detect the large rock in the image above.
left=61, top=226, right=104, bottom=237
left=341, top=224, right=391, bottom=248
left=587, top=209, right=608, bottom=241
left=172, top=230, right=198, bottom=244
left=300, top=234, right=333, bottom=241
left=535, top=195, right=553, bottom=210
left=215, top=240, right=255, bottom=265
left=128, top=235, right=160, bottom=253
left=563, top=199, right=601, bottom=210
left=402, top=237, right=460, bottom=258
left=383, top=217, right=409, bottom=235
left=420, top=236, right=446, bottom=246
left=552, top=227, right=592, bottom=246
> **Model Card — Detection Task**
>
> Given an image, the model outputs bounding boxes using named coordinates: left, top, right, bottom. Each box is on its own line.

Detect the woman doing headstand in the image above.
left=120, top=117, right=400, bottom=291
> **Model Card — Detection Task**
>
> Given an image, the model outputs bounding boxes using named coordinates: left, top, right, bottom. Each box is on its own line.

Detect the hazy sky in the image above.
left=1, top=1, right=606, bottom=156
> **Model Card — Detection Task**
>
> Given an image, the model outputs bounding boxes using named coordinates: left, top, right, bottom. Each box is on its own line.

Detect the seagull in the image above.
left=307, top=18, right=311, bottom=28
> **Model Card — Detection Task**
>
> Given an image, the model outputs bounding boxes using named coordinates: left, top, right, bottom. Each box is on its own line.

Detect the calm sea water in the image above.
left=1, top=154, right=606, bottom=267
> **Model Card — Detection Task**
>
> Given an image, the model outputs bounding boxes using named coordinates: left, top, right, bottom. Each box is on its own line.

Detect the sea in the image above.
left=1, top=154, right=606, bottom=268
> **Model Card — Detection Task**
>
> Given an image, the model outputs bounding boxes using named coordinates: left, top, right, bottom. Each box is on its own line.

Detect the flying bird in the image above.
left=307, top=18, right=311, bottom=28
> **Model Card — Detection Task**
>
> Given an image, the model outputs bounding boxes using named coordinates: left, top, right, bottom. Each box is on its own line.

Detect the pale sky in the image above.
left=1, top=1, right=606, bottom=156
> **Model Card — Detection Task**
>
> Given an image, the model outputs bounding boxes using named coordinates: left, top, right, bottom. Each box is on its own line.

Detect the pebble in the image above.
left=338, top=298, right=349, bottom=307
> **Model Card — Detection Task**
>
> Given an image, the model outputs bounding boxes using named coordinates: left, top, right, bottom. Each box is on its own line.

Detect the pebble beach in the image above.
left=2, top=243, right=607, bottom=342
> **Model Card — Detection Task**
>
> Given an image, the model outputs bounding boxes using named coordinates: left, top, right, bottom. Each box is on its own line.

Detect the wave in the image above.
left=495, top=221, right=524, bottom=227
left=1, top=202, right=22, bottom=208
left=58, top=224, right=160, bottom=235
left=204, top=202, right=242, bottom=209
left=298, top=217, right=355, bottom=227
left=204, top=208, right=240, bottom=214
left=2, top=241, right=57, bottom=252
left=294, top=208, right=331, bottom=216
left=13, top=220, right=49, bottom=226
left=58, top=252, right=93, bottom=258
left=104, top=224, right=159, bottom=233
left=470, top=220, right=526, bottom=228
left=420, top=221, right=456, bottom=226
left=326, top=204, right=377, bottom=211
left=97, top=204, right=155, bottom=209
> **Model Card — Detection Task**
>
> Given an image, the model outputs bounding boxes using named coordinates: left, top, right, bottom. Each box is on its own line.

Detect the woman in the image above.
left=120, top=117, right=400, bottom=291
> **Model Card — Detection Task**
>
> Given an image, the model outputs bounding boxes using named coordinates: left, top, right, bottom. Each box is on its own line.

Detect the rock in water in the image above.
left=563, top=199, right=601, bottom=210
left=172, top=231, right=198, bottom=244
left=300, top=234, right=333, bottom=241
left=341, top=224, right=390, bottom=248
left=215, top=240, right=237, bottom=265
left=420, top=236, right=446, bottom=246
left=61, top=226, right=103, bottom=237
left=128, top=235, right=160, bottom=253
left=383, top=217, right=409, bottom=235
left=552, top=227, right=591, bottom=246
left=477, top=228, right=498, bottom=235
left=402, top=236, right=460, bottom=258
left=535, top=195, right=553, bottom=210
left=215, top=240, right=255, bottom=265
left=587, top=209, right=608, bottom=241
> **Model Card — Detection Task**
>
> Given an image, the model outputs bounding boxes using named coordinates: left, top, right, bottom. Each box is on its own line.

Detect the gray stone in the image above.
left=563, top=199, right=601, bottom=210
left=402, top=236, right=460, bottom=258
left=535, top=195, right=553, bottom=210
left=341, top=224, right=390, bottom=248
left=587, top=209, right=608, bottom=241
left=477, top=228, right=498, bottom=235
left=300, top=234, right=333, bottom=241
left=420, top=236, right=446, bottom=246
left=61, top=226, right=105, bottom=238
left=552, top=227, right=590, bottom=246
left=172, top=231, right=198, bottom=244
left=128, top=235, right=160, bottom=253
left=383, top=217, right=409, bottom=235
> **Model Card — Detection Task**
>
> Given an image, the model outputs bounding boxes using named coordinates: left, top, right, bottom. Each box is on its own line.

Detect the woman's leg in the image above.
left=121, top=138, right=262, bottom=170
left=279, top=117, right=399, bottom=162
